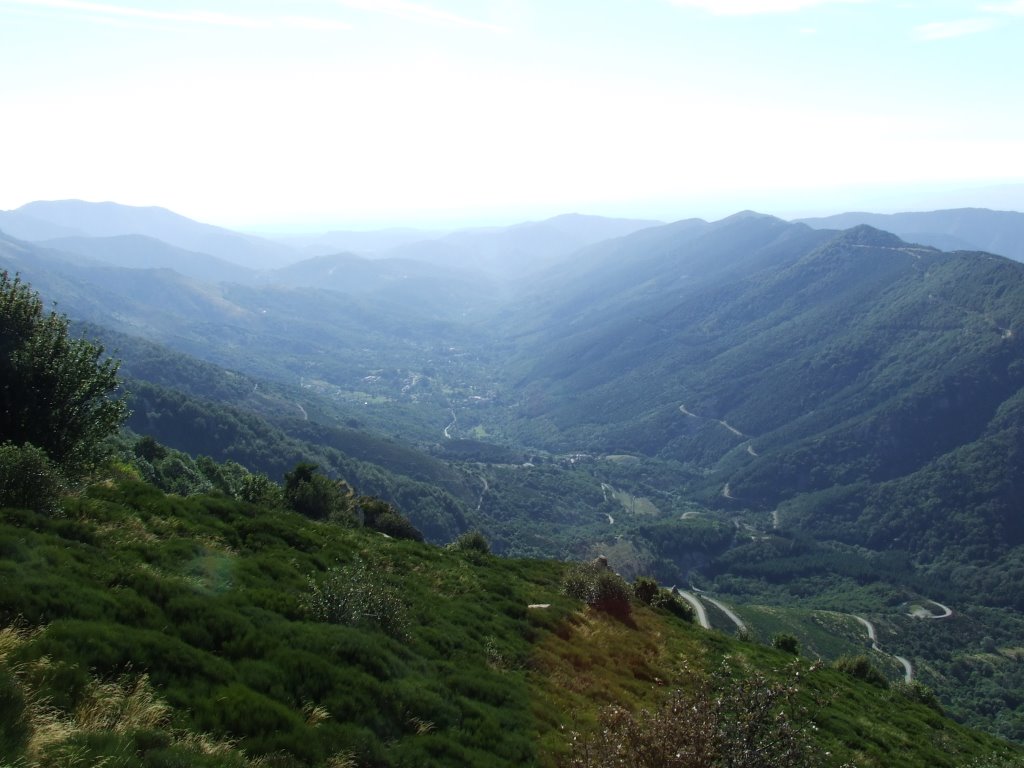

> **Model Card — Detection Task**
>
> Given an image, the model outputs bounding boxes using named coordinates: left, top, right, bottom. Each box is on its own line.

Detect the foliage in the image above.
left=562, top=662, right=827, bottom=768
left=356, top=495, right=423, bottom=541
left=284, top=462, right=352, bottom=521
left=0, top=442, right=63, bottom=513
left=773, top=633, right=801, bottom=655
left=833, top=655, right=889, bottom=688
left=562, top=561, right=632, bottom=619
left=449, top=530, right=491, bottom=555
left=303, top=557, right=410, bottom=639
left=0, top=471, right=1020, bottom=767
left=632, top=576, right=659, bottom=605
left=891, top=681, right=943, bottom=713
left=0, top=272, right=125, bottom=477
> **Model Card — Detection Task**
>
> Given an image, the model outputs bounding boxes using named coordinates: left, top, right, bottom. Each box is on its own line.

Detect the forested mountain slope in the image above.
left=501, top=215, right=1024, bottom=597
left=798, top=207, right=1024, bottom=262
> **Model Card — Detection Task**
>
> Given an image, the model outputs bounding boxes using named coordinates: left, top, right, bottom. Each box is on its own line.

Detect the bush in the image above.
left=0, top=442, right=64, bottom=513
left=236, top=472, right=285, bottom=508
left=632, top=576, right=659, bottom=605
left=562, top=561, right=631, bottom=619
left=284, top=463, right=349, bottom=521
left=358, top=497, right=422, bottom=541
left=833, top=654, right=889, bottom=688
left=650, top=590, right=694, bottom=623
left=563, top=662, right=824, bottom=767
left=772, top=633, right=800, bottom=655
left=448, top=530, right=491, bottom=555
left=304, top=559, right=409, bottom=639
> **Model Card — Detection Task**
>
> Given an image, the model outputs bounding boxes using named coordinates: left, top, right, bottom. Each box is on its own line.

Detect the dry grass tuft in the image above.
left=74, top=674, right=171, bottom=733
left=303, top=701, right=332, bottom=727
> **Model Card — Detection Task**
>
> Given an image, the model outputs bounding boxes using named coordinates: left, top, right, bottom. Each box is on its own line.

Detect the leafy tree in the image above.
left=237, top=472, right=285, bottom=508
left=0, top=272, right=126, bottom=477
left=0, top=442, right=63, bottom=513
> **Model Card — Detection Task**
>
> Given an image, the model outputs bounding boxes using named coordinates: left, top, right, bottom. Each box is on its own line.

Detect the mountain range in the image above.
left=4, top=197, right=1024, bottom=741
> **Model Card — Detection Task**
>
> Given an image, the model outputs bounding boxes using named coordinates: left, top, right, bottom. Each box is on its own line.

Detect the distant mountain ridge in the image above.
left=381, top=212, right=663, bottom=277
left=3, top=199, right=299, bottom=269
left=38, top=233, right=254, bottom=284
left=797, top=207, right=1024, bottom=261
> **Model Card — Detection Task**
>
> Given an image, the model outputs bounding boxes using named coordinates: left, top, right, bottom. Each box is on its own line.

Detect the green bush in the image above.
left=562, top=561, right=632, bottom=618
left=891, top=680, right=943, bottom=712
left=650, top=590, right=694, bottom=623
left=284, top=463, right=349, bottom=521
left=304, top=558, right=409, bottom=639
left=632, top=576, right=659, bottom=605
left=0, top=442, right=64, bottom=513
left=772, top=633, right=800, bottom=655
left=448, top=530, right=491, bottom=555
left=833, top=654, right=889, bottom=688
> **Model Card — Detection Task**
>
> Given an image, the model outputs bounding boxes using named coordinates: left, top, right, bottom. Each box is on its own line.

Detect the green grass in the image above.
left=1, top=477, right=1021, bottom=767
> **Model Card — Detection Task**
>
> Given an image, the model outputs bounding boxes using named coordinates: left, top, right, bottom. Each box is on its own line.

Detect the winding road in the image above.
left=676, top=590, right=710, bottom=629
left=853, top=614, right=913, bottom=683
left=703, top=595, right=746, bottom=632
left=914, top=600, right=953, bottom=619
left=443, top=409, right=457, bottom=439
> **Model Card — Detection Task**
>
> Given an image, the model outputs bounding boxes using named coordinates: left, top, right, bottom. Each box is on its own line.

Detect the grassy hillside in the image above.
left=2, top=474, right=1021, bottom=767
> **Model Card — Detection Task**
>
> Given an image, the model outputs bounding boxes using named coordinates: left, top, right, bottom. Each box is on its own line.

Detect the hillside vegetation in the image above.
left=6, top=205, right=1024, bottom=744
left=2, top=475, right=1021, bottom=767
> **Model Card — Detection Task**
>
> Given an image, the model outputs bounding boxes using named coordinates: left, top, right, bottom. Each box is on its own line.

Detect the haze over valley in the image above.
left=3, top=1, right=1024, bottom=765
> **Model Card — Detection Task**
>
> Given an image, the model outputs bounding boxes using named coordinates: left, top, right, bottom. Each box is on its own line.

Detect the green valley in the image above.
left=5, top=202, right=1024, bottom=758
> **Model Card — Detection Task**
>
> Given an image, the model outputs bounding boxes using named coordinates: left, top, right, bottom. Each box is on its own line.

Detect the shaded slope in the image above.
left=503, top=215, right=1024, bottom=574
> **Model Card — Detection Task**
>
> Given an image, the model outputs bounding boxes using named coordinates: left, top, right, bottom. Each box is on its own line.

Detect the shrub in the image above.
left=304, top=558, right=409, bottom=639
left=772, top=633, right=800, bottom=655
left=833, top=654, right=889, bottom=688
left=650, top=590, right=694, bottom=623
left=891, top=680, right=942, bottom=712
left=562, top=662, right=825, bottom=767
left=632, top=576, right=659, bottom=605
left=562, top=562, right=631, bottom=619
left=284, top=463, right=350, bottom=521
left=448, top=530, right=490, bottom=555
left=358, top=498, right=422, bottom=541
left=236, top=472, right=285, bottom=508
left=0, top=442, right=64, bottom=513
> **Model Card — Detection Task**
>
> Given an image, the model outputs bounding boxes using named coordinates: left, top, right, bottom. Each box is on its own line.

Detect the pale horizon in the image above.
left=2, top=0, right=1023, bottom=232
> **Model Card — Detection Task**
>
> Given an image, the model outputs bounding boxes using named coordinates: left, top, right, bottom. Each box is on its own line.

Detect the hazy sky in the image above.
left=2, top=0, right=1023, bottom=230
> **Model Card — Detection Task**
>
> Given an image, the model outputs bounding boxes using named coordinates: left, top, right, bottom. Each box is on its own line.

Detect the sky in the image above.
left=1, top=0, right=1023, bottom=231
